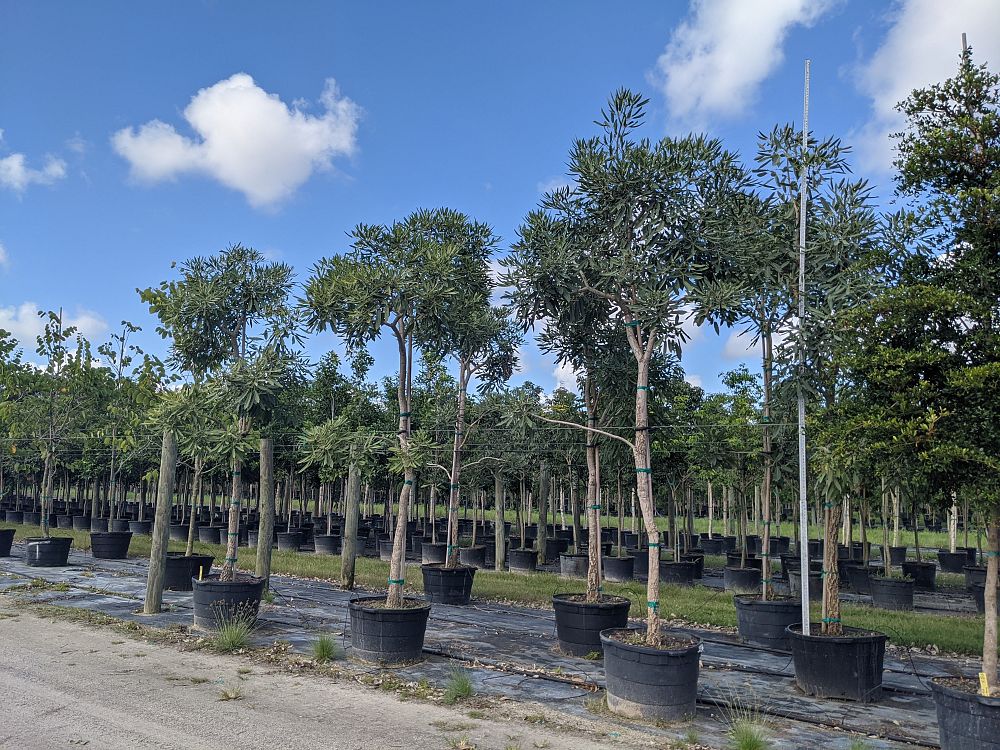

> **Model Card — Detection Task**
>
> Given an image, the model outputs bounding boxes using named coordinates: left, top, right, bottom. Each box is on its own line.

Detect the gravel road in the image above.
left=0, top=604, right=627, bottom=750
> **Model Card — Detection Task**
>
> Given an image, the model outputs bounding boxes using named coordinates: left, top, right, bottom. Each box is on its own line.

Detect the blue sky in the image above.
left=2, top=1, right=999, bottom=393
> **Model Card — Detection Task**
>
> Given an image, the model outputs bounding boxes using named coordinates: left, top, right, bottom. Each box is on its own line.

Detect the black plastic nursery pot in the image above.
left=937, top=550, right=968, bottom=574
left=276, top=531, right=302, bottom=551
left=168, top=524, right=188, bottom=542
left=56, top=515, right=74, bottom=529
left=90, top=518, right=109, bottom=532
left=508, top=547, right=537, bottom=573
left=191, top=574, right=266, bottom=631
left=552, top=593, right=630, bottom=657
left=163, top=553, right=214, bottom=591
left=459, top=545, right=487, bottom=569
left=788, top=569, right=822, bottom=601
left=600, top=628, right=701, bottom=721
left=901, top=560, right=936, bottom=591
left=421, top=541, right=446, bottom=564
left=888, top=545, right=907, bottom=565
left=680, top=552, right=704, bottom=578
left=349, top=595, right=431, bottom=665
left=5, top=511, right=23, bottom=524
left=23, top=511, right=42, bottom=526
left=603, top=555, right=634, bottom=582
left=110, top=519, right=130, bottom=532
left=844, top=563, right=872, bottom=595
left=198, top=526, right=222, bottom=544
left=733, top=595, right=799, bottom=650
left=971, top=583, right=1000, bottom=615
left=90, top=531, right=133, bottom=560
left=723, top=565, right=761, bottom=593
left=0, top=528, right=14, bottom=557
left=787, top=624, right=887, bottom=702
left=660, top=560, right=696, bottom=587
left=869, top=576, right=914, bottom=611
left=128, top=520, right=152, bottom=535
left=421, top=563, right=475, bottom=604
left=314, top=534, right=342, bottom=555
left=559, top=553, right=588, bottom=579
left=931, top=678, right=1000, bottom=750
left=963, top=565, right=987, bottom=590
left=24, top=536, right=72, bottom=567
left=700, top=537, right=725, bottom=554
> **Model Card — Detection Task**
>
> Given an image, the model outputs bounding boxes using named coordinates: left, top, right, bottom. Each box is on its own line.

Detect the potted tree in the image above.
left=140, top=245, right=297, bottom=627
left=305, top=208, right=483, bottom=664
left=511, top=89, right=744, bottom=718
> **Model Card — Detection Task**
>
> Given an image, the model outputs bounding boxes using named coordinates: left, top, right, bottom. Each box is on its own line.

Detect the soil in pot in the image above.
left=24, top=536, right=72, bottom=567
left=733, top=595, right=799, bottom=650
left=724, top=566, right=762, bottom=593
left=603, top=555, right=634, bottom=582
left=191, top=574, right=265, bottom=631
left=349, top=595, right=431, bottom=665
left=421, top=564, right=476, bottom=605
left=0, top=528, right=14, bottom=557
left=931, top=678, right=1000, bottom=750
left=508, top=547, right=537, bottom=573
left=901, top=560, right=936, bottom=591
left=787, top=624, right=887, bottom=702
left=559, top=553, right=588, bottom=579
left=869, top=575, right=915, bottom=611
left=600, top=628, right=701, bottom=721
left=90, top=531, right=133, bottom=560
left=552, top=593, right=630, bottom=657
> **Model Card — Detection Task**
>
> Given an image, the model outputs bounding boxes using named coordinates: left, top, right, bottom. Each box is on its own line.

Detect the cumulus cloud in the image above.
left=553, top=359, right=581, bottom=393
left=652, top=0, right=836, bottom=127
left=0, top=302, right=107, bottom=345
left=684, top=372, right=703, bottom=388
left=112, top=73, right=360, bottom=208
left=852, top=0, right=1000, bottom=172
left=0, top=152, right=67, bottom=192
left=723, top=330, right=757, bottom=360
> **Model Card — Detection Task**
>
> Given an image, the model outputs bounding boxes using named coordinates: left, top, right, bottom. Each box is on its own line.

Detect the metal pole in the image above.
left=797, top=59, right=812, bottom=636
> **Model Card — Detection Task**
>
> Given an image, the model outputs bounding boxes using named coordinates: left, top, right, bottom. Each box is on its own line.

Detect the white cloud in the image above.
left=685, top=372, right=703, bottom=388
left=0, top=151, right=67, bottom=192
left=537, top=176, right=573, bottom=195
left=652, top=0, right=836, bottom=127
left=0, top=241, right=8, bottom=269
left=553, top=359, right=580, bottom=393
left=112, top=73, right=360, bottom=208
left=0, top=302, right=107, bottom=345
left=723, top=330, right=756, bottom=360
left=852, top=1, right=1000, bottom=172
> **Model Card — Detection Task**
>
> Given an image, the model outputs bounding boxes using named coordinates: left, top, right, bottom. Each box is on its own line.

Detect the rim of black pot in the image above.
left=349, top=594, right=431, bottom=612
left=24, top=536, right=72, bottom=544
left=192, top=573, right=264, bottom=587
left=733, top=593, right=796, bottom=605
left=420, top=562, right=475, bottom=572
left=785, top=623, right=888, bottom=643
left=552, top=592, right=630, bottom=608
left=599, top=626, right=701, bottom=655
left=90, top=530, right=132, bottom=537
left=930, top=676, right=1000, bottom=704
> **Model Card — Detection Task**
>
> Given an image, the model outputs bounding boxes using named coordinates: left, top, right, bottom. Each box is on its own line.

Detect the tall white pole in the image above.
left=797, top=60, right=812, bottom=636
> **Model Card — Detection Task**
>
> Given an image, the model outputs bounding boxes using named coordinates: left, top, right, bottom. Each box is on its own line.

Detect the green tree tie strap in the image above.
left=624, top=321, right=639, bottom=328
left=387, top=578, right=405, bottom=585
left=984, top=551, right=1000, bottom=557
left=648, top=542, right=660, bottom=548
left=636, top=385, right=650, bottom=391
left=404, top=480, right=413, bottom=486
left=636, top=468, right=651, bottom=474
left=822, top=502, right=834, bottom=509
left=822, top=617, right=841, bottom=624
left=399, top=412, right=411, bottom=417
left=450, top=483, right=460, bottom=488
left=590, top=505, right=601, bottom=510
left=647, top=600, right=659, bottom=611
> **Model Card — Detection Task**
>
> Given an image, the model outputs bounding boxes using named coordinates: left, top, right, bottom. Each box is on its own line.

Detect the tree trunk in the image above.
left=220, top=456, right=242, bottom=582
left=493, top=473, right=506, bottom=572
left=983, top=513, right=998, bottom=693
left=536, top=462, right=550, bottom=566
left=255, top=438, right=276, bottom=586
left=144, top=429, right=177, bottom=614
left=185, top=457, right=202, bottom=557
left=821, top=499, right=843, bottom=636
left=341, top=451, right=362, bottom=589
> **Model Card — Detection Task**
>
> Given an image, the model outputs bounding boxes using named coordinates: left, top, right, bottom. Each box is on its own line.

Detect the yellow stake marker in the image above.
left=980, top=672, right=992, bottom=697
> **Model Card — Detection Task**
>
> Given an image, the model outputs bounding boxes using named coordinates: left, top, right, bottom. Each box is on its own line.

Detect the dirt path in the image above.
left=0, top=605, right=628, bottom=750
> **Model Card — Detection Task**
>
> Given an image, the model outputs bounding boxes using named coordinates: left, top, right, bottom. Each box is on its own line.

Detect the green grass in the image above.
left=442, top=666, right=474, bottom=704
left=5, top=522, right=994, bottom=657
left=212, top=611, right=256, bottom=653
left=728, top=719, right=769, bottom=750
left=311, top=633, right=343, bottom=663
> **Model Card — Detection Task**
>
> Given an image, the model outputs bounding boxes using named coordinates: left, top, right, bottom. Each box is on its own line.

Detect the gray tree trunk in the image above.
left=255, top=438, right=276, bottom=586
left=144, top=429, right=177, bottom=614
left=341, top=454, right=361, bottom=589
